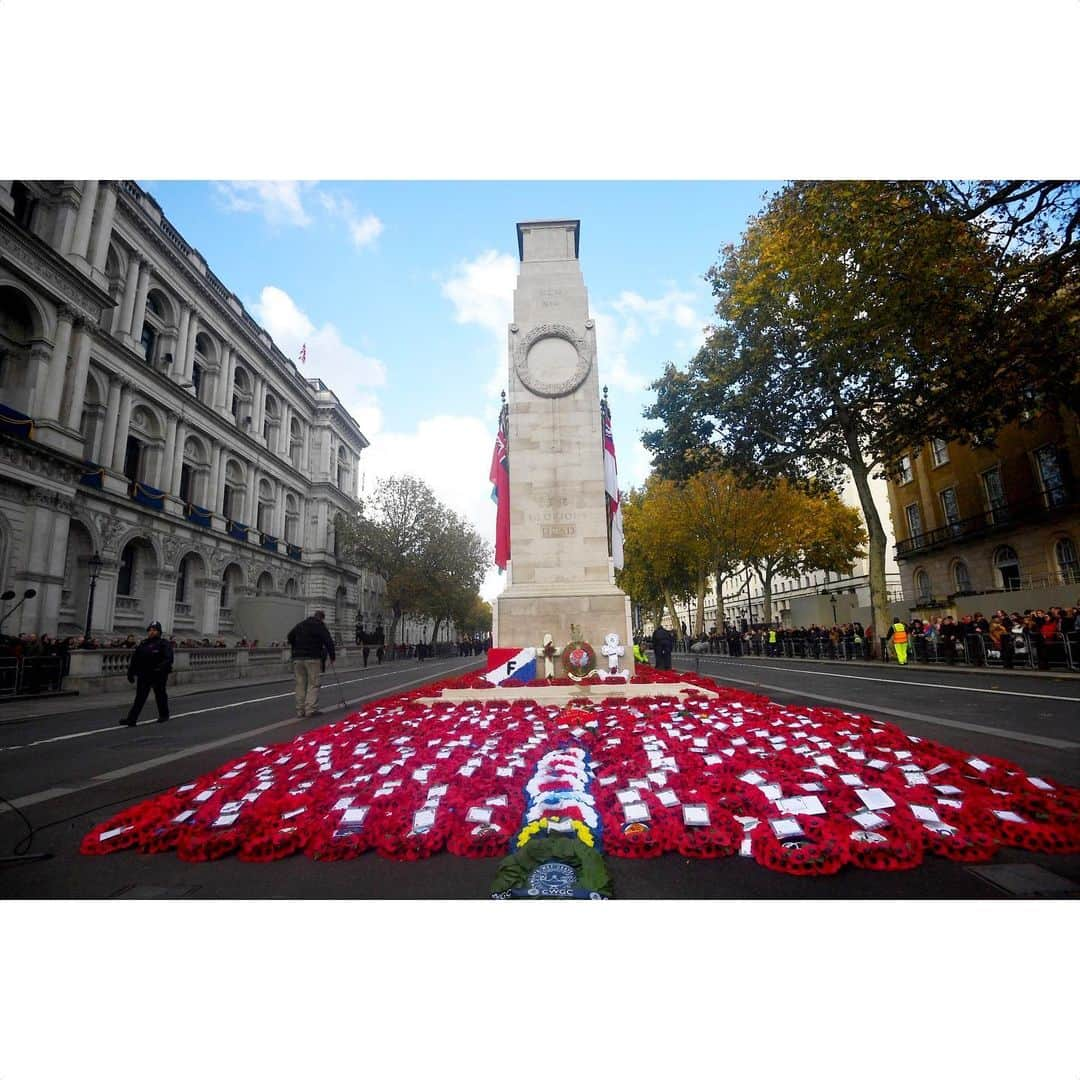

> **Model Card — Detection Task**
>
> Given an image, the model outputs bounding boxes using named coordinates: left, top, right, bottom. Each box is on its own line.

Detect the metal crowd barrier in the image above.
left=0, top=656, right=64, bottom=696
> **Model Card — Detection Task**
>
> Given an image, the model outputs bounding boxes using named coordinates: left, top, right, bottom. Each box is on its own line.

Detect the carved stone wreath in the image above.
left=513, top=323, right=593, bottom=398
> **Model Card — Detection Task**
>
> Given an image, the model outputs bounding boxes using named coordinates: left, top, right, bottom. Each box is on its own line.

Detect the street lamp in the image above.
left=0, top=587, right=37, bottom=632
left=821, top=587, right=838, bottom=626
left=85, top=552, right=103, bottom=640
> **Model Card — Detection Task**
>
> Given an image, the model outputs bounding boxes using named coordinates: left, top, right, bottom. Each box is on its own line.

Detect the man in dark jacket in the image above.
left=120, top=621, right=174, bottom=727
left=287, top=609, right=336, bottom=718
left=652, top=623, right=675, bottom=670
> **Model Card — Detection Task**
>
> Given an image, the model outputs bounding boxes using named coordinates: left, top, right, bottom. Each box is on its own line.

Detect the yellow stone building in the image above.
left=886, top=405, right=1080, bottom=618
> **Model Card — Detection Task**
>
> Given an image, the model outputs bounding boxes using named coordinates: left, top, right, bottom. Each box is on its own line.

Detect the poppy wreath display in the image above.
left=752, top=818, right=850, bottom=877
left=79, top=668, right=1080, bottom=878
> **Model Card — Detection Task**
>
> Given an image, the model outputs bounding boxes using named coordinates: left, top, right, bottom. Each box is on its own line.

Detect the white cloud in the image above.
left=213, top=181, right=314, bottom=226
left=360, top=413, right=502, bottom=596
left=441, top=250, right=517, bottom=399
left=319, top=191, right=384, bottom=251
left=251, top=285, right=387, bottom=440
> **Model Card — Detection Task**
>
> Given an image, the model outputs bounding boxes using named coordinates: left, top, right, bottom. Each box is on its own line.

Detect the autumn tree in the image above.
left=643, top=181, right=1063, bottom=637
left=338, top=475, right=491, bottom=648
left=617, top=480, right=697, bottom=636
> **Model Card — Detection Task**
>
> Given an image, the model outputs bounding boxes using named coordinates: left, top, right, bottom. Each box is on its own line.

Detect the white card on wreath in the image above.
left=466, top=806, right=493, bottom=824
left=616, top=788, right=642, bottom=805
left=776, top=795, right=826, bottom=816
left=656, top=789, right=680, bottom=808
left=624, top=802, right=651, bottom=823
left=852, top=811, right=887, bottom=829
left=856, top=788, right=896, bottom=811
left=683, top=804, right=710, bottom=827
left=908, top=804, right=940, bottom=823
left=769, top=818, right=803, bottom=839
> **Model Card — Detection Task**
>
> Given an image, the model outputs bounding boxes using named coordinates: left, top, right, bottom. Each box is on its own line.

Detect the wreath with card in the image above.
left=561, top=626, right=597, bottom=679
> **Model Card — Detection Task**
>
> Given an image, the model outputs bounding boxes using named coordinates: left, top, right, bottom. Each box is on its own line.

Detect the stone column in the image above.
left=41, top=305, right=76, bottom=421
left=279, top=402, right=291, bottom=457
left=63, top=318, right=95, bottom=431
left=245, top=464, right=258, bottom=526
left=130, top=259, right=152, bottom=351
left=274, top=483, right=287, bottom=537
left=17, top=491, right=58, bottom=633
left=88, top=182, right=118, bottom=274
left=182, top=309, right=199, bottom=385
left=68, top=180, right=99, bottom=262
left=174, top=301, right=191, bottom=380
left=250, top=374, right=264, bottom=437
left=156, top=570, right=178, bottom=636
left=106, top=278, right=126, bottom=335
left=110, top=382, right=134, bottom=473
left=0, top=181, right=14, bottom=215
left=99, top=376, right=122, bottom=467
left=303, top=422, right=312, bottom=473
left=52, top=186, right=79, bottom=254
left=208, top=441, right=223, bottom=513
left=162, top=414, right=178, bottom=489
left=117, top=252, right=141, bottom=342
left=216, top=345, right=233, bottom=411
left=171, top=421, right=186, bottom=494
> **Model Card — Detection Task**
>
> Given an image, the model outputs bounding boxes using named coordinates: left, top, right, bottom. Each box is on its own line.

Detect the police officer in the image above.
left=120, top=621, right=174, bottom=726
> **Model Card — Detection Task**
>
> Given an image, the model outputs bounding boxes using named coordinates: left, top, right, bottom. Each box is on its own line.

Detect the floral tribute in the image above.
left=80, top=667, right=1080, bottom=877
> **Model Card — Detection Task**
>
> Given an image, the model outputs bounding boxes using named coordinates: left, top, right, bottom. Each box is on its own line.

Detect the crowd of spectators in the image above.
left=638, top=601, right=1080, bottom=671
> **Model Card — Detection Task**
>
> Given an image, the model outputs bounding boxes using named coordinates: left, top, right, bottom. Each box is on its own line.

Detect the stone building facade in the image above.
left=885, top=407, right=1080, bottom=619
left=0, top=179, right=386, bottom=642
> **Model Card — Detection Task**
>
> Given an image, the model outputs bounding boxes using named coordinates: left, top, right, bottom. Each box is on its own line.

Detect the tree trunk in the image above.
left=663, top=589, right=681, bottom=638
left=431, top=616, right=443, bottom=651
left=845, top=442, right=890, bottom=658
left=715, top=569, right=728, bottom=628
left=756, top=560, right=775, bottom=628
left=388, top=607, right=402, bottom=649
left=695, top=567, right=707, bottom=636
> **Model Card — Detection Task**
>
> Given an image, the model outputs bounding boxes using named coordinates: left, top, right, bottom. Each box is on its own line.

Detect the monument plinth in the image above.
left=493, top=220, right=635, bottom=674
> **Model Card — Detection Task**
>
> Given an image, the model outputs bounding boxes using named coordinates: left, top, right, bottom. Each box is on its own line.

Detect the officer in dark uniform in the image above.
left=120, top=621, right=174, bottom=726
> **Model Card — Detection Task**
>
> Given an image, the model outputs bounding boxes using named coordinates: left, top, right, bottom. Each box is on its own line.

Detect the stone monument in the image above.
left=492, top=220, right=635, bottom=675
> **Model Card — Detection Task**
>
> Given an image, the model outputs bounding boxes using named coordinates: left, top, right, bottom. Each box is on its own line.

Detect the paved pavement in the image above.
left=1, top=653, right=1078, bottom=899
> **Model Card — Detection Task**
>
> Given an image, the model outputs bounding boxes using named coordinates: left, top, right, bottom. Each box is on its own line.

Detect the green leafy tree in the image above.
left=645, top=181, right=1013, bottom=636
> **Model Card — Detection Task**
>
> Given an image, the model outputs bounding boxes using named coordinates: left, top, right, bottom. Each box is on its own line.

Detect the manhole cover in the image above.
left=966, top=863, right=1080, bottom=897
left=109, top=884, right=202, bottom=899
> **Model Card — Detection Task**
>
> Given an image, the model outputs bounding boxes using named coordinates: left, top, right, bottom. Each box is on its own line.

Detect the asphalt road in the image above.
left=2, top=654, right=1078, bottom=899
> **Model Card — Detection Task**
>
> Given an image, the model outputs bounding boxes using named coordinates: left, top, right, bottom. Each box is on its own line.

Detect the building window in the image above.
left=930, top=438, right=950, bottom=467
left=222, top=484, right=234, bottom=520
left=1033, top=445, right=1068, bottom=508
left=11, top=182, right=36, bottom=230
left=897, top=456, right=913, bottom=484
left=117, top=543, right=135, bottom=596
left=981, top=466, right=1008, bottom=523
left=139, top=323, right=156, bottom=363
left=994, top=545, right=1021, bottom=590
left=179, top=464, right=193, bottom=503
left=1055, top=538, right=1079, bottom=583
left=231, top=393, right=239, bottom=418
left=905, top=502, right=923, bottom=539
left=192, top=361, right=203, bottom=400
left=123, top=435, right=142, bottom=483
left=914, top=570, right=931, bottom=602
left=939, top=487, right=961, bottom=534
left=952, top=560, right=972, bottom=593
left=176, top=555, right=190, bottom=604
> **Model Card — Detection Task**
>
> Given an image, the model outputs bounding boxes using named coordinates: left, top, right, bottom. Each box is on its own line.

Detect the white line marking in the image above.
left=697, top=670, right=1080, bottom=751
left=0, top=661, right=478, bottom=812
left=695, top=658, right=1080, bottom=702
left=0, top=660, right=476, bottom=752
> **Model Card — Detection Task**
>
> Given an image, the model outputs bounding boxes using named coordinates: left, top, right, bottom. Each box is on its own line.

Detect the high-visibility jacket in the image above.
left=891, top=622, right=908, bottom=644
left=768, top=630, right=777, bottom=643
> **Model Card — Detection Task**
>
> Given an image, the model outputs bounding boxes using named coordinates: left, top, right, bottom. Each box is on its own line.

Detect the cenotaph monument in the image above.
left=493, top=220, right=635, bottom=675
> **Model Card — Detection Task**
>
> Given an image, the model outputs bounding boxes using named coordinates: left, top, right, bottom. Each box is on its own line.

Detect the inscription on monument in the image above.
left=542, top=524, right=577, bottom=538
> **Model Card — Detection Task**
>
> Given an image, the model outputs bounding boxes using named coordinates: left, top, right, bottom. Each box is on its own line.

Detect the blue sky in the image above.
left=145, top=180, right=777, bottom=596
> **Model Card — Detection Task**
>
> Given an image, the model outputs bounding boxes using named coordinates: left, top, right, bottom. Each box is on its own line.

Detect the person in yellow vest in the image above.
left=633, top=641, right=647, bottom=664
left=886, top=617, right=910, bottom=665
left=767, top=626, right=778, bottom=657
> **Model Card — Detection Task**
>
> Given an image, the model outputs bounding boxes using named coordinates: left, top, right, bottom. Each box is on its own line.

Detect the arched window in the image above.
left=263, top=394, right=278, bottom=444
left=257, top=478, right=274, bottom=533
left=914, top=569, right=931, bottom=602
left=1055, top=538, right=1079, bottom=583
left=256, top=571, right=273, bottom=596
left=117, top=543, right=136, bottom=596
left=176, top=553, right=193, bottom=604
left=232, top=364, right=250, bottom=423
left=994, top=546, right=1021, bottom=589
left=290, top=418, right=302, bottom=468
left=223, top=460, right=245, bottom=522
left=952, top=560, right=972, bottom=593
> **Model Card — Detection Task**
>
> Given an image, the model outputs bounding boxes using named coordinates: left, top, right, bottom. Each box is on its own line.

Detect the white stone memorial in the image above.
left=492, top=220, right=635, bottom=675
